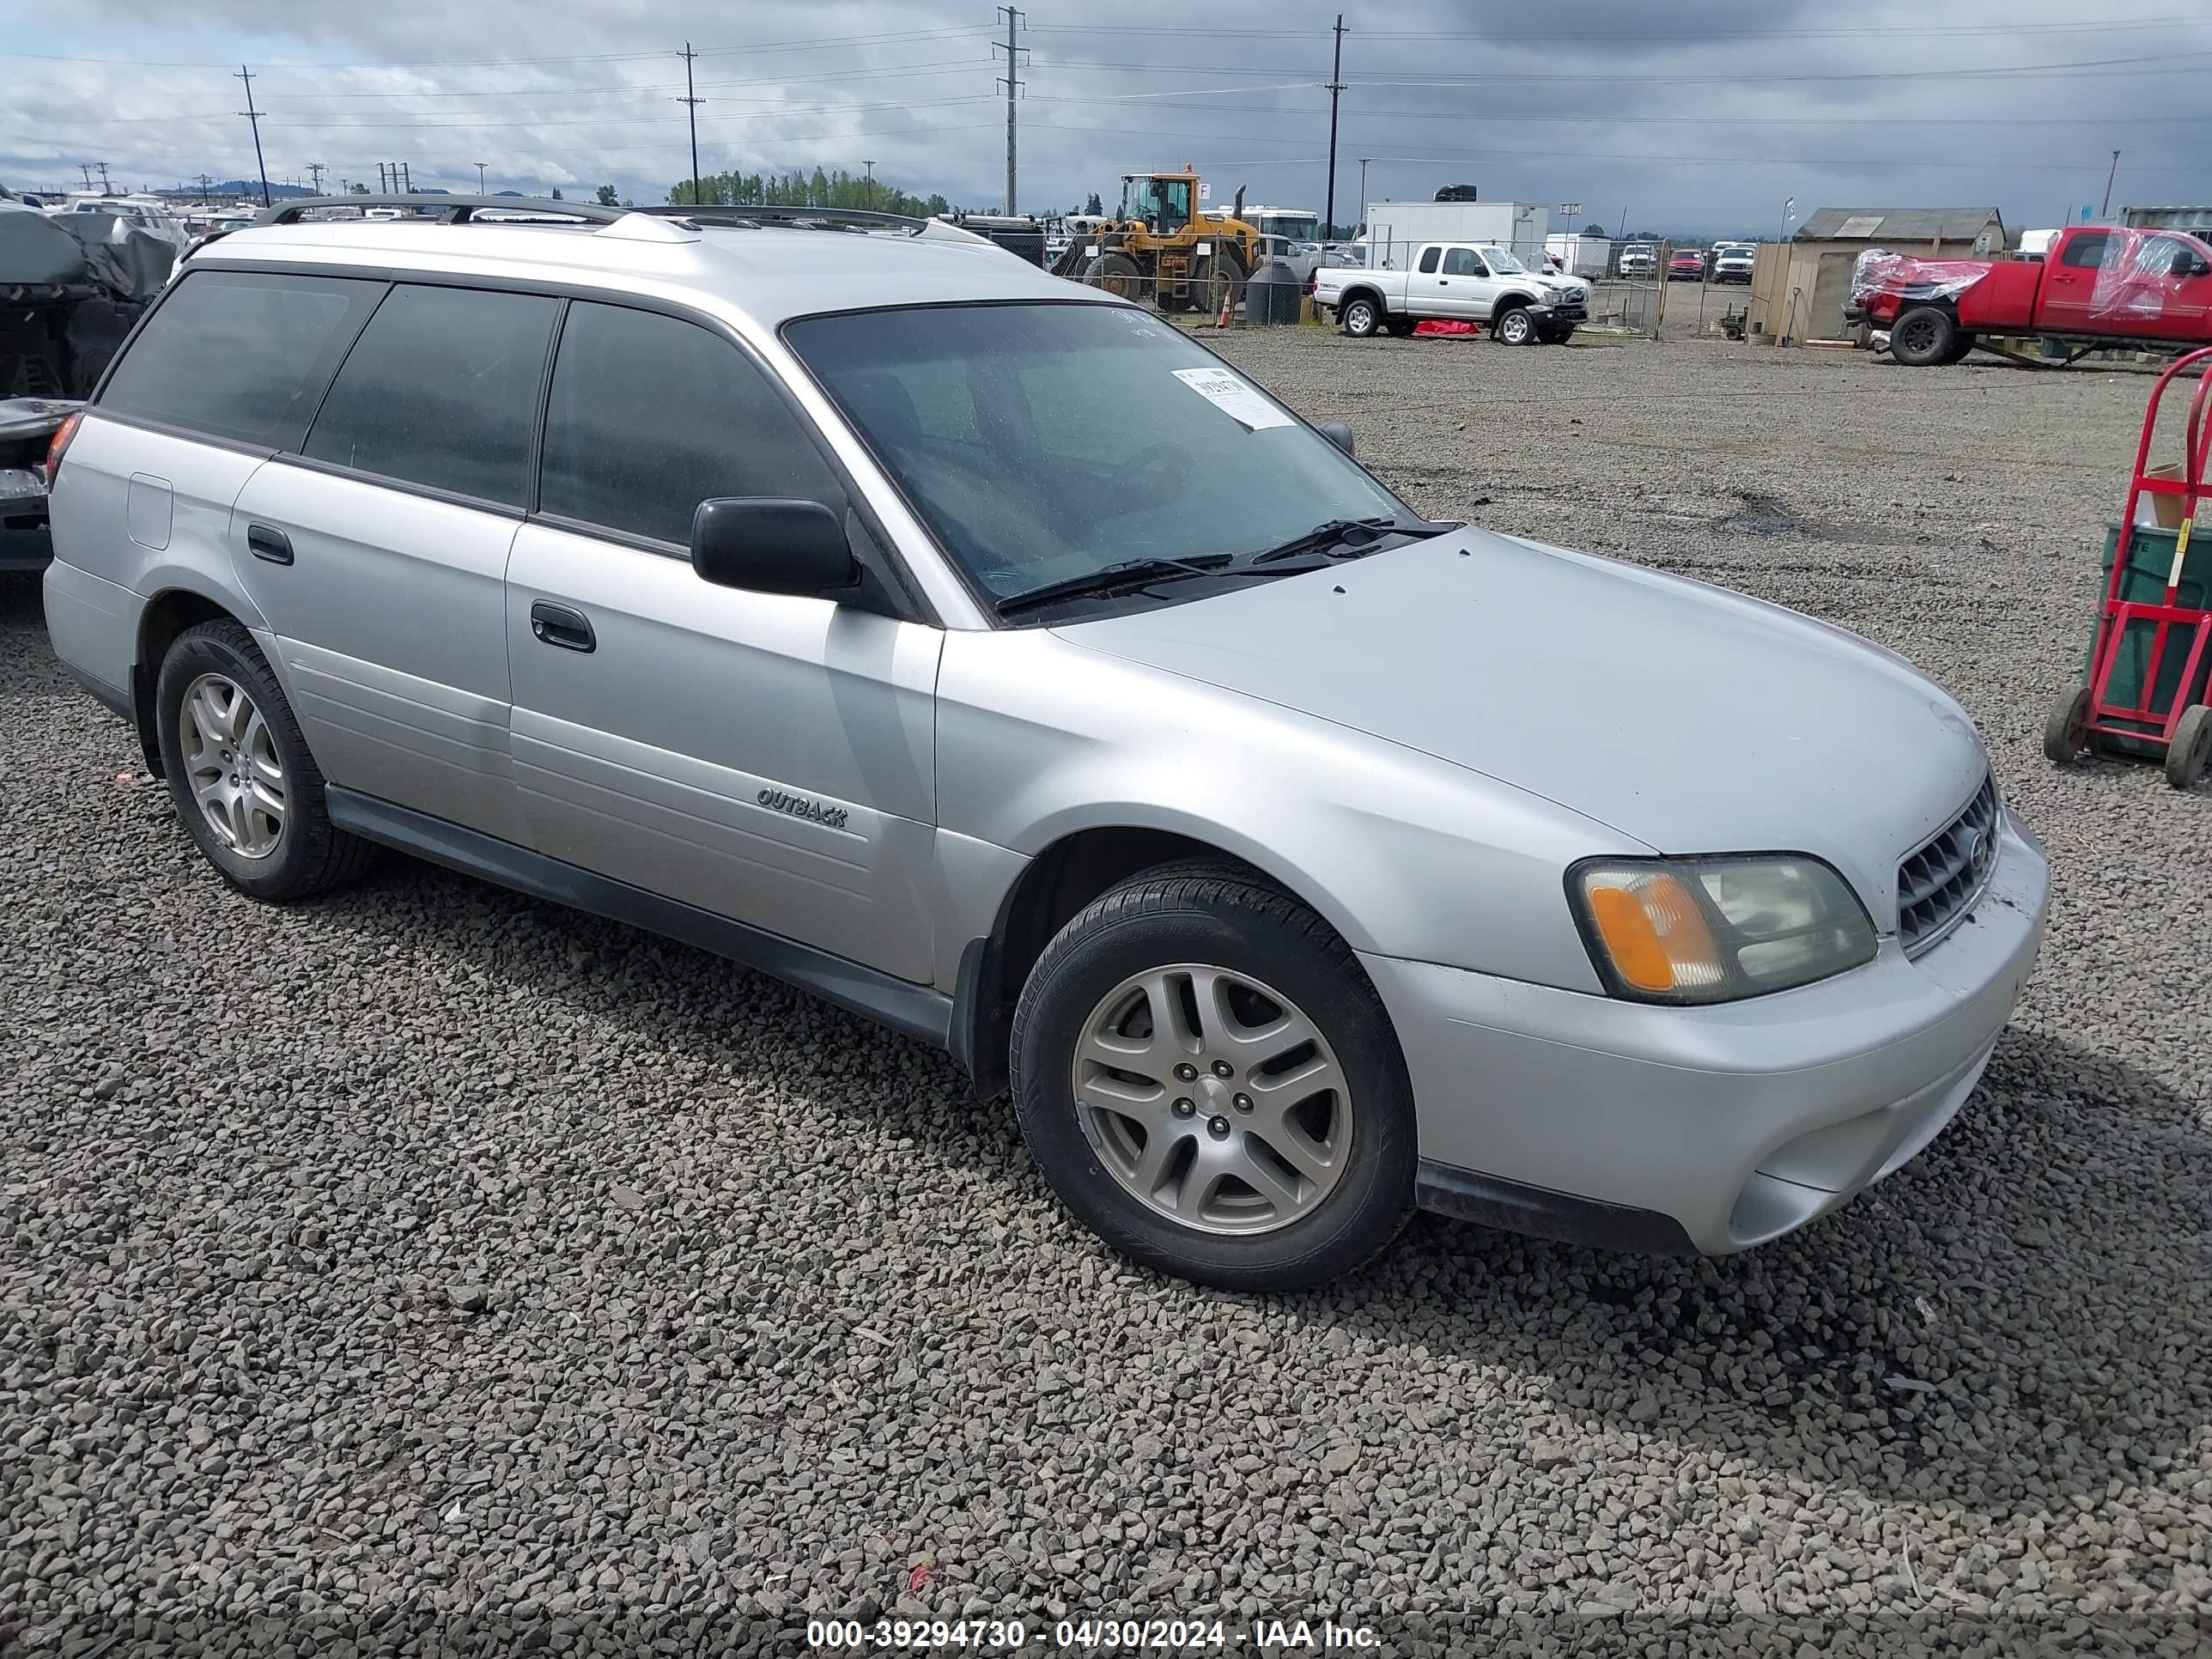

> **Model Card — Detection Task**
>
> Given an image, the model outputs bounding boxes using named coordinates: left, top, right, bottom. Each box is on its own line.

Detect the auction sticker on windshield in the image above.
left=1171, top=366, right=1293, bottom=431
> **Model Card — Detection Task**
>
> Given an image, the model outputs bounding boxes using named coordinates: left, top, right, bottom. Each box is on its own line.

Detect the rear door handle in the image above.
left=529, top=600, right=596, bottom=653
left=246, top=524, right=292, bottom=565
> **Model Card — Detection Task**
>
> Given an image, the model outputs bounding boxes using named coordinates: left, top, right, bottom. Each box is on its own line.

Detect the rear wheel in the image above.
left=1340, top=295, right=1383, bottom=337
left=155, top=620, right=376, bottom=902
left=1194, top=252, right=1244, bottom=320
left=1889, top=305, right=1959, bottom=367
left=2165, top=703, right=2212, bottom=789
left=1492, top=305, right=1535, bottom=346
left=1010, top=860, right=1417, bottom=1291
left=2043, top=683, right=2092, bottom=765
left=1383, top=317, right=1418, bottom=338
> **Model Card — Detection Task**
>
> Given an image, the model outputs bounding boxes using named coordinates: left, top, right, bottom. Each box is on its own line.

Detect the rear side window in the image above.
left=303, top=283, right=558, bottom=507
left=538, top=301, right=844, bottom=548
left=98, top=269, right=383, bottom=447
left=2060, top=233, right=2114, bottom=270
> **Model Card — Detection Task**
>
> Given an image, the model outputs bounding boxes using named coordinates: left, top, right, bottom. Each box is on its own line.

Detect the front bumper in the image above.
left=1363, top=814, right=2050, bottom=1255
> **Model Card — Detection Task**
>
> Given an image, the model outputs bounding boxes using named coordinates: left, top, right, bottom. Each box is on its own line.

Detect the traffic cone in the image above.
left=1217, top=289, right=1234, bottom=328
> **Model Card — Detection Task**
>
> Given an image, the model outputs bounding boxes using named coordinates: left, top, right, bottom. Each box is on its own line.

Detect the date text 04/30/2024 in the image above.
left=805, top=1618, right=1383, bottom=1650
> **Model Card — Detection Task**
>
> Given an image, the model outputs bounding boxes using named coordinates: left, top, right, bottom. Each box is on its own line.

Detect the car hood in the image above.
left=1053, top=529, right=1986, bottom=927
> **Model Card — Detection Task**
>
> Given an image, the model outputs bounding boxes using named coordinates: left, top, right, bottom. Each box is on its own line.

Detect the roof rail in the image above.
left=254, top=192, right=624, bottom=227
left=633, top=204, right=928, bottom=235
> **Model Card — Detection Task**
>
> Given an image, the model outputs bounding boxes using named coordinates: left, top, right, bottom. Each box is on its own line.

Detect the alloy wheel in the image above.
left=179, top=672, right=287, bottom=859
left=1071, top=963, right=1353, bottom=1236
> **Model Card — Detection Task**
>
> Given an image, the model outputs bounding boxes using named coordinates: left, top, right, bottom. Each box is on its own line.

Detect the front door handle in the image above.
left=246, top=524, right=292, bottom=565
left=529, top=600, right=596, bottom=653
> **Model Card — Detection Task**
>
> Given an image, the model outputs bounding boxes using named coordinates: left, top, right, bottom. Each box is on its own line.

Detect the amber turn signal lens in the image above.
left=1583, top=872, right=1723, bottom=994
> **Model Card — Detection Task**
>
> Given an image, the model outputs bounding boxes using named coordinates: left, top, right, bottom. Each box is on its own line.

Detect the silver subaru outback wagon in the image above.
left=42, top=197, right=2049, bottom=1291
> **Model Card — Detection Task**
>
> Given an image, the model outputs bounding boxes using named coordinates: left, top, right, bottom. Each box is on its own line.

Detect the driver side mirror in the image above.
left=691, top=498, right=859, bottom=599
left=1316, top=420, right=1356, bottom=459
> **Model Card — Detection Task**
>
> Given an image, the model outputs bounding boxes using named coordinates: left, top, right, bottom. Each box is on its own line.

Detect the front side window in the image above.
left=538, top=301, right=844, bottom=548
left=785, top=301, right=1409, bottom=605
left=1443, top=247, right=1483, bottom=276
left=302, top=283, right=557, bottom=507
left=99, top=268, right=384, bottom=447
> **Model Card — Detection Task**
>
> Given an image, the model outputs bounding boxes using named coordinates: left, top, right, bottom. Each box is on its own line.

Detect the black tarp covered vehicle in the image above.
left=0, top=204, right=173, bottom=568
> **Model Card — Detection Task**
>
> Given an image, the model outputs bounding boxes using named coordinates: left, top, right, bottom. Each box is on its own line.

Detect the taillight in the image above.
left=44, top=410, right=82, bottom=489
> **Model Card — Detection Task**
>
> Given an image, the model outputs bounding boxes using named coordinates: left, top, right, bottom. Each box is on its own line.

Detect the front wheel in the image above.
left=1010, top=860, right=1417, bottom=1291
left=1083, top=252, right=1146, bottom=304
left=1492, top=305, right=1535, bottom=346
left=1340, top=295, right=1382, bottom=337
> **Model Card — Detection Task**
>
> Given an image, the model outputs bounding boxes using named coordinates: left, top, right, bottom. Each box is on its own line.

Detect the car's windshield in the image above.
left=785, top=301, right=1409, bottom=605
left=1482, top=247, right=1527, bottom=274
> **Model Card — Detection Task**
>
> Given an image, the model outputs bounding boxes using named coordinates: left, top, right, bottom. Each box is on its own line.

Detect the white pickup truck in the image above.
left=1313, top=240, right=1590, bottom=343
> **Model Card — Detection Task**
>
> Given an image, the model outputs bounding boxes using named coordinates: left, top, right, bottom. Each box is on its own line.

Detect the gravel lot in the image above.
left=4, top=334, right=2209, bottom=1657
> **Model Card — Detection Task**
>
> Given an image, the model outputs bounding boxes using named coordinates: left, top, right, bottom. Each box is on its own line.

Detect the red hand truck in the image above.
left=2045, top=343, right=2212, bottom=787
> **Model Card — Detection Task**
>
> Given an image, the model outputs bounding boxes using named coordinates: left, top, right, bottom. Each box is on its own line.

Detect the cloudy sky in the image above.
left=4, top=0, right=2209, bottom=235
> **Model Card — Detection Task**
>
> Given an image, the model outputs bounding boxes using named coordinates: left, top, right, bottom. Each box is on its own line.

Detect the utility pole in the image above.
left=400, top=162, right=410, bottom=192
left=1323, top=15, right=1346, bottom=240
left=95, top=161, right=112, bottom=193
left=475, top=161, right=489, bottom=191
left=995, top=7, right=1024, bottom=215
left=195, top=172, right=216, bottom=204
left=1357, top=157, right=1370, bottom=230
left=235, top=67, right=270, bottom=207
left=377, top=163, right=387, bottom=191
left=863, top=159, right=877, bottom=210
left=2101, top=149, right=2121, bottom=217
left=678, top=43, right=703, bottom=204
left=307, top=161, right=326, bottom=196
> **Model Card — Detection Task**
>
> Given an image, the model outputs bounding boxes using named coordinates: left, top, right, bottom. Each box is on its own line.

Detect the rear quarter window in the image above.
left=97, top=269, right=385, bottom=447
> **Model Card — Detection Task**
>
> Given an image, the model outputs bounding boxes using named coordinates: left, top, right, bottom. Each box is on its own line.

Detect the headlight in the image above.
left=1568, top=855, right=1877, bottom=1004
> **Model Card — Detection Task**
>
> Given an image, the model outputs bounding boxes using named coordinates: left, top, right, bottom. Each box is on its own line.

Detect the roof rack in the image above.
left=254, top=192, right=623, bottom=227
left=634, top=204, right=929, bottom=235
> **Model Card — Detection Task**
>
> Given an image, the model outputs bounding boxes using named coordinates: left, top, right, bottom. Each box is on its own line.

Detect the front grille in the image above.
left=1897, top=775, right=2000, bottom=957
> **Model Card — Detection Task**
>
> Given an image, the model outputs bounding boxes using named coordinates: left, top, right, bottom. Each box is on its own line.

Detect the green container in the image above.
left=2086, top=520, right=2212, bottom=754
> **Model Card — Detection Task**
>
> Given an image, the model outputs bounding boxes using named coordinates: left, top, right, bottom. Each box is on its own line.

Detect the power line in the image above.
left=1024, top=14, right=2209, bottom=38
left=0, top=24, right=997, bottom=70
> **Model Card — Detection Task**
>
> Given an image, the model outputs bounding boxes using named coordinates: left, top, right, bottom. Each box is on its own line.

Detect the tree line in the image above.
left=670, top=168, right=955, bottom=219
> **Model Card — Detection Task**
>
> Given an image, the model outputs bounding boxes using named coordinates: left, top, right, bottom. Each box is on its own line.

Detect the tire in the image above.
left=1010, top=858, right=1418, bottom=1291
left=1889, top=305, right=1959, bottom=368
left=1340, top=295, right=1383, bottom=337
left=1194, top=252, right=1244, bottom=320
left=1539, top=323, right=1577, bottom=345
left=1938, top=331, right=1977, bottom=365
left=2043, top=683, right=2092, bottom=765
left=1492, top=305, right=1535, bottom=346
left=2165, top=703, right=2212, bottom=789
left=1383, top=317, right=1418, bottom=338
left=1083, top=252, right=1146, bottom=304
left=155, top=619, right=377, bottom=902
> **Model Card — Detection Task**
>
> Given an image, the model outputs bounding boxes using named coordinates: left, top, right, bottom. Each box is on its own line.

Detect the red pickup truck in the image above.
left=1848, top=224, right=2212, bottom=366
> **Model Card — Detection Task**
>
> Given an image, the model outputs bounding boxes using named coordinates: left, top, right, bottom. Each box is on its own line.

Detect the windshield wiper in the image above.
left=994, top=554, right=1237, bottom=616
left=1247, top=516, right=1453, bottom=566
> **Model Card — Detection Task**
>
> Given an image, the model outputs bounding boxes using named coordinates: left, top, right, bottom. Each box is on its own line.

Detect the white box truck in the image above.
left=1543, top=233, right=1612, bottom=278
